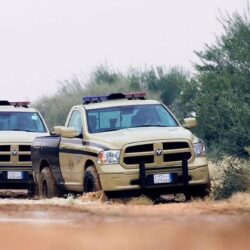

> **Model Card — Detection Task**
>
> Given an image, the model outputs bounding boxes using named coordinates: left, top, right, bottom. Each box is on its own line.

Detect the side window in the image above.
left=67, top=110, right=83, bottom=134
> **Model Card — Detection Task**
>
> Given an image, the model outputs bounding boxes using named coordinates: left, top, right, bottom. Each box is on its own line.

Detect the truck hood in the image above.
left=88, top=127, right=198, bottom=149
left=0, top=131, right=49, bottom=144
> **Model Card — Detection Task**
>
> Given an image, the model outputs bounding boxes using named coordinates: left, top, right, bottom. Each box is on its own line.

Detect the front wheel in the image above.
left=188, top=182, right=211, bottom=200
left=28, top=184, right=38, bottom=198
left=38, top=167, right=59, bottom=198
left=83, top=166, right=102, bottom=192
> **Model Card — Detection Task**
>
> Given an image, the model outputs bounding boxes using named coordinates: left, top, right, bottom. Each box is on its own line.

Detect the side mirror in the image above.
left=182, top=118, right=197, bottom=129
left=52, top=126, right=65, bottom=135
left=53, top=126, right=79, bottom=138
left=61, top=127, right=80, bottom=138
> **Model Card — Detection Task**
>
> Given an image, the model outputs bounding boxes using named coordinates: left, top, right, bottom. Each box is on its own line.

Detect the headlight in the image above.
left=97, top=150, right=120, bottom=164
left=193, top=143, right=206, bottom=157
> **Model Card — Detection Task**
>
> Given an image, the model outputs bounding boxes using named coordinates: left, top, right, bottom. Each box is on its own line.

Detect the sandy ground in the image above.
left=0, top=191, right=249, bottom=250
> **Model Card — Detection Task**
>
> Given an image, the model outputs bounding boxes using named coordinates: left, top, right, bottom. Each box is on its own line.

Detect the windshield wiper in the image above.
left=100, top=128, right=124, bottom=132
left=11, top=129, right=36, bottom=132
left=131, top=124, right=169, bottom=128
left=92, top=125, right=169, bottom=133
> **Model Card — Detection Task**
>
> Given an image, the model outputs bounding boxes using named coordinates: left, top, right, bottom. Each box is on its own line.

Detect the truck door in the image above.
left=59, top=109, right=85, bottom=191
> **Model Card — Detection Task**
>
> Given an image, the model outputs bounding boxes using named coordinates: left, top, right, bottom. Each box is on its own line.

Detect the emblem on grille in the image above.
left=155, top=149, right=162, bottom=156
left=11, top=149, right=18, bottom=156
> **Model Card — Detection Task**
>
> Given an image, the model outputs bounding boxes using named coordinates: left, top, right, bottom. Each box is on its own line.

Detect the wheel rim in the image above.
left=42, top=180, right=48, bottom=197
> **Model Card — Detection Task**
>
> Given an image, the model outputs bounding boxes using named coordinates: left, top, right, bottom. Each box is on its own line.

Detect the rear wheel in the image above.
left=83, top=166, right=101, bottom=192
left=38, top=167, right=59, bottom=198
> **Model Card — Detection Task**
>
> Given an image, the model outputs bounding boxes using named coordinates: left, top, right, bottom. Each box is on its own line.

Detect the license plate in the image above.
left=7, top=171, right=23, bottom=180
left=153, top=173, right=172, bottom=184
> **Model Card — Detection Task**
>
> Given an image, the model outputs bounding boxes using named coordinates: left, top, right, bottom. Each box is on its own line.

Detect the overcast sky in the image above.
left=0, top=0, right=247, bottom=102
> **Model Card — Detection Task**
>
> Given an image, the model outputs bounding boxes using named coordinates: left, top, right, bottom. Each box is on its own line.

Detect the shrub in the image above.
left=212, top=158, right=250, bottom=200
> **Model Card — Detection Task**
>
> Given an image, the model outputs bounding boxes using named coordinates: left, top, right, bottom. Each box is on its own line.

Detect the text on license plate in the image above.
left=7, top=171, right=23, bottom=180
left=153, top=173, right=172, bottom=184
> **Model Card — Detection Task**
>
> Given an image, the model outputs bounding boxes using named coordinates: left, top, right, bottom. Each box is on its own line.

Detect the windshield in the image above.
left=0, top=112, right=47, bottom=132
left=87, top=104, right=179, bottom=133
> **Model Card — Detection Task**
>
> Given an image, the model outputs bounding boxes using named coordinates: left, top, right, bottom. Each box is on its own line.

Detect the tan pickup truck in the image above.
left=31, top=93, right=210, bottom=199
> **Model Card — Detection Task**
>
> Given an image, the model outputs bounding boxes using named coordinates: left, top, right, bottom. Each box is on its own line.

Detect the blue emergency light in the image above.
left=83, top=95, right=107, bottom=104
left=83, top=92, right=146, bottom=104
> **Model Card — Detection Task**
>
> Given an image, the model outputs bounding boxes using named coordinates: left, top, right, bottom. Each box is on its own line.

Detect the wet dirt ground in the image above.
left=0, top=191, right=250, bottom=250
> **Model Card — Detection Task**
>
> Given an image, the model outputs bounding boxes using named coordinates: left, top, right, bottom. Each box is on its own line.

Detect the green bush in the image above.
left=193, top=9, right=250, bottom=156
left=212, top=158, right=250, bottom=200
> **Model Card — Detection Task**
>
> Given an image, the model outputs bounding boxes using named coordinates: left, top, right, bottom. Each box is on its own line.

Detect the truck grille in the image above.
left=0, top=144, right=31, bottom=166
left=124, top=155, right=154, bottom=165
left=0, top=155, right=11, bottom=162
left=122, top=141, right=192, bottom=168
left=0, top=145, right=11, bottom=151
left=163, top=152, right=191, bottom=162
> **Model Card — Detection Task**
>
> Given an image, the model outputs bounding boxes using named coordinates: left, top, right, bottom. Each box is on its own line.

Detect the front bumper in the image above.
left=97, top=158, right=210, bottom=192
left=0, top=168, right=35, bottom=189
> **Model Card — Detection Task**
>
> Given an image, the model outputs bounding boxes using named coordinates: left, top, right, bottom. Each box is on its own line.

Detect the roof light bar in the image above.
left=0, top=101, right=30, bottom=107
left=82, top=92, right=146, bottom=104
left=10, top=101, right=30, bottom=107
left=107, top=93, right=126, bottom=100
left=0, top=100, right=11, bottom=106
left=125, top=92, right=146, bottom=100
left=83, top=95, right=107, bottom=104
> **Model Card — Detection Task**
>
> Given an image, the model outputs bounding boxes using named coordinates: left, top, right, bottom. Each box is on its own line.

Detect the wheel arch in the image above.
left=83, top=159, right=102, bottom=192
left=39, top=159, right=50, bottom=173
left=84, top=159, right=96, bottom=172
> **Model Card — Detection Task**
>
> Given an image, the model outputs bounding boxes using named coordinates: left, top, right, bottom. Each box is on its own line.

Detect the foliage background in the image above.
left=34, top=8, right=250, bottom=160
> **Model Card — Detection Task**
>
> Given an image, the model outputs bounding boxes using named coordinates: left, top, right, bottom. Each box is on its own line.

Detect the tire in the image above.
left=83, top=166, right=102, bottom=192
left=145, top=190, right=161, bottom=203
left=189, top=182, right=211, bottom=200
left=184, top=191, right=192, bottom=201
left=28, top=184, right=38, bottom=198
left=38, top=167, right=59, bottom=198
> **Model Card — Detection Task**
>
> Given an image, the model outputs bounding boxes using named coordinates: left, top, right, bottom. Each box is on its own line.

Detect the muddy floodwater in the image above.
left=0, top=191, right=249, bottom=250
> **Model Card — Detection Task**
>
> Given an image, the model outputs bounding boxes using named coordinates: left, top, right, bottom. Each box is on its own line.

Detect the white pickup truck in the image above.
left=0, top=101, right=49, bottom=195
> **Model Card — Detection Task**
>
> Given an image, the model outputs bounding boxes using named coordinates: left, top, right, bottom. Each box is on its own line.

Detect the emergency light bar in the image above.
left=0, top=100, right=30, bottom=107
left=83, top=95, right=107, bottom=104
left=126, top=92, right=146, bottom=100
left=10, top=101, right=30, bottom=107
left=0, top=100, right=10, bottom=106
left=83, top=92, right=146, bottom=104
